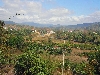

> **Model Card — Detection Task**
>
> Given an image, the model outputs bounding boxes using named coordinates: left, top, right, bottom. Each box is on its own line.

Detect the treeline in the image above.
left=55, top=29, right=100, bottom=45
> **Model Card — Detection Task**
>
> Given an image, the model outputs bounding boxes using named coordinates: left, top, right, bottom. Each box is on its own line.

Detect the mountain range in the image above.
left=4, top=20, right=100, bottom=29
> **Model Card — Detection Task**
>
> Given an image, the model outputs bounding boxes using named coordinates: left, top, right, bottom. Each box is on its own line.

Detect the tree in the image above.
left=0, top=20, right=6, bottom=45
left=6, top=35, right=24, bottom=49
left=14, top=51, right=55, bottom=75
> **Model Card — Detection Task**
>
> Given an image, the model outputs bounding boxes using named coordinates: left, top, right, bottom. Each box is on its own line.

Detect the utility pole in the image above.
left=62, top=51, right=64, bottom=75
left=62, top=40, right=65, bottom=75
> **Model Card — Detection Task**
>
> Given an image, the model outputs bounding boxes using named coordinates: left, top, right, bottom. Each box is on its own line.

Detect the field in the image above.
left=0, top=21, right=100, bottom=75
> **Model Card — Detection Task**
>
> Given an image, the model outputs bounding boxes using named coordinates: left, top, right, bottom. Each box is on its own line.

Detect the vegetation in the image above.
left=14, top=51, right=56, bottom=75
left=1, top=20, right=100, bottom=75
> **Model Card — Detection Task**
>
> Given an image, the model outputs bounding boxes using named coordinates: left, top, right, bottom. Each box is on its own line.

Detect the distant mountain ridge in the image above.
left=85, top=22, right=100, bottom=31
left=64, top=23, right=93, bottom=29
left=3, top=20, right=100, bottom=29
left=4, top=21, right=16, bottom=24
left=20, top=22, right=54, bottom=27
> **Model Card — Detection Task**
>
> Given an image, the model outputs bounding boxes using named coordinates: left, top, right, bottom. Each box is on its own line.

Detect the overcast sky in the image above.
left=0, top=0, right=100, bottom=25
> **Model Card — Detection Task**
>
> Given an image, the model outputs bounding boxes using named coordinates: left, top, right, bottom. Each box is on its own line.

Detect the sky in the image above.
left=0, top=0, right=100, bottom=25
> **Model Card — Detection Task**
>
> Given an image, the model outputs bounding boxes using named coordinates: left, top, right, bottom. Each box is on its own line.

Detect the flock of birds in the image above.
left=9, top=13, right=24, bottom=19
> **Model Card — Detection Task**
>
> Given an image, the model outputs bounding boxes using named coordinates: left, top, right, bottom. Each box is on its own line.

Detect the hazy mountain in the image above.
left=4, top=21, right=16, bottom=24
left=64, top=23, right=93, bottom=29
left=85, top=22, right=100, bottom=31
left=20, top=22, right=54, bottom=27
left=3, top=21, right=100, bottom=29
left=4, top=21, right=54, bottom=27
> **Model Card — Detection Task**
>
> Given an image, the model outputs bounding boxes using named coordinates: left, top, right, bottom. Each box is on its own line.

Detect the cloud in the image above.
left=0, top=0, right=100, bottom=25
left=79, top=11, right=100, bottom=23
left=48, top=8, right=71, bottom=16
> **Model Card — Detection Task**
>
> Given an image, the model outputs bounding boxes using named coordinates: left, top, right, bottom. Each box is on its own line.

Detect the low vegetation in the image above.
left=0, top=20, right=100, bottom=75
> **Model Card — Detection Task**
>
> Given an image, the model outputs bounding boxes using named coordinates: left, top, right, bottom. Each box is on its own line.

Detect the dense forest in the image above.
left=0, top=20, right=100, bottom=75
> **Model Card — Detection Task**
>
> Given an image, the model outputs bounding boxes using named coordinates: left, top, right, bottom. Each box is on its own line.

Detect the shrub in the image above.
left=14, top=51, right=55, bottom=75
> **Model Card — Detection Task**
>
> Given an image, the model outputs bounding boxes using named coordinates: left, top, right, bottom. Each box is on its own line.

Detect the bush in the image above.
left=14, top=51, right=55, bottom=75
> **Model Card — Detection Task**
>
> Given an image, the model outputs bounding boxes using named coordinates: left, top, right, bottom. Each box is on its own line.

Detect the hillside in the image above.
left=4, top=21, right=100, bottom=29
left=85, top=22, right=100, bottom=31
left=4, top=21, right=16, bottom=25
left=1, top=20, right=100, bottom=75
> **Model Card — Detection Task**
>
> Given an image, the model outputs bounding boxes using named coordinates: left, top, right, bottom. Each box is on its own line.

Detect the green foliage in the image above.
left=0, top=20, right=5, bottom=35
left=1, top=20, right=100, bottom=75
left=88, top=50, right=100, bottom=74
left=0, top=20, right=6, bottom=45
left=55, top=29, right=100, bottom=45
left=72, top=62, right=94, bottom=75
left=0, top=50, right=6, bottom=66
left=6, top=35, right=24, bottom=49
left=0, top=50, right=10, bottom=66
left=14, top=51, right=55, bottom=75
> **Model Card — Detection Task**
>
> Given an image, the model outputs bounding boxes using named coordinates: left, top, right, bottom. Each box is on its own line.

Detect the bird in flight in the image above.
left=9, top=13, right=25, bottom=19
